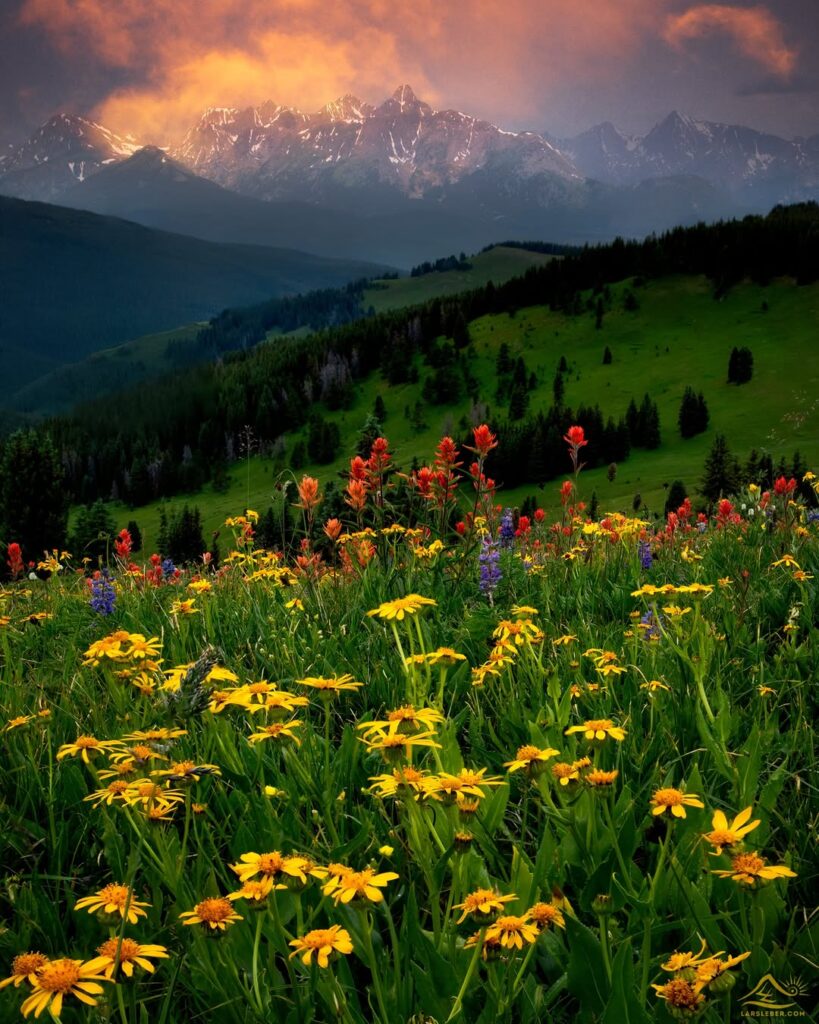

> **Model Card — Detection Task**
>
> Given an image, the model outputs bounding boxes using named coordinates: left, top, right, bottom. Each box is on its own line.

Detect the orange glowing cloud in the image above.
left=26, top=0, right=788, bottom=141
left=664, top=4, right=796, bottom=78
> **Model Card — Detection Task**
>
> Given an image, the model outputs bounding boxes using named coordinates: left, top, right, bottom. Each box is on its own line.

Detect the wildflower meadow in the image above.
left=1, top=425, right=816, bottom=1023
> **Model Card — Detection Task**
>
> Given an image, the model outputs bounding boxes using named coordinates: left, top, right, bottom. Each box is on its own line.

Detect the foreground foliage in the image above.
left=1, top=428, right=817, bottom=1023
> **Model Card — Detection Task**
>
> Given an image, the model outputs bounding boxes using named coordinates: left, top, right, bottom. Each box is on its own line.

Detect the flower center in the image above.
left=257, top=853, right=285, bottom=875
left=707, top=829, right=737, bottom=845
left=97, top=938, right=140, bottom=961
left=655, top=788, right=684, bottom=805
left=732, top=853, right=765, bottom=873
left=664, top=979, right=702, bottom=1008
left=99, top=884, right=130, bottom=907
left=36, top=960, right=81, bottom=993
left=516, top=745, right=542, bottom=761
left=304, top=929, right=337, bottom=948
left=12, top=953, right=48, bottom=976
left=585, top=719, right=612, bottom=731
left=75, top=736, right=99, bottom=749
left=195, top=898, right=233, bottom=923
left=107, top=782, right=129, bottom=794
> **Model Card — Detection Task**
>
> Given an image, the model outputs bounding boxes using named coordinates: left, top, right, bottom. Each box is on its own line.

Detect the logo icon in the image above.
left=740, top=973, right=809, bottom=1017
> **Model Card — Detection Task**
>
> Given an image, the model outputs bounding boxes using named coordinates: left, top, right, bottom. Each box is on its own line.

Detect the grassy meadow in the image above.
left=1, top=429, right=817, bottom=1023
left=110, top=274, right=819, bottom=552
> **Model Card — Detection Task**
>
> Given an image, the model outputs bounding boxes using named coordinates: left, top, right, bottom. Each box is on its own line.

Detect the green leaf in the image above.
left=565, top=915, right=610, bottom=1017
left=602, top=939, right=652, bottom=1024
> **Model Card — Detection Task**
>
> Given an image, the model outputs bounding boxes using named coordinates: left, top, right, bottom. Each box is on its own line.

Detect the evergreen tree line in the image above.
left=410, top=254, right=472, bottom=277
left=33, top=203, right=819, bottom=510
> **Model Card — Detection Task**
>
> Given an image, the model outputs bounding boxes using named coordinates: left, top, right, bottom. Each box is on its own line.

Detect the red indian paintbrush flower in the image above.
left=469, top=424, right=498, bottom=458
left=563, top=425, right=588, bottom=448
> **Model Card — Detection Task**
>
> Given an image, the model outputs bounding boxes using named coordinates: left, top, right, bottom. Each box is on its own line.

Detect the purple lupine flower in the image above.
left=807, top=510, right=819, bottom=524
left=499, top=508, right=515, bottom=548
left=640, top=609, right=660, bottom=641
left=161, top=557, right=177, bottom=578
left=638, top=541, right=653, bottom=570
left=90, top=569, right=116, bottom=616
left=479, top=535, right=502, bottom=601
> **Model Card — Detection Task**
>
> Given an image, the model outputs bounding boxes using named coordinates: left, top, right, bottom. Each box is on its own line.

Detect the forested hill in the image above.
left=0, top=195, right=385, bottom=394
left=38, top=203, right=819, bottom=509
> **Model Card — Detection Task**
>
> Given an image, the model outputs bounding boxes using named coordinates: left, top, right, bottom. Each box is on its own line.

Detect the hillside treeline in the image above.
left=35, top=203, right=819, bottom=507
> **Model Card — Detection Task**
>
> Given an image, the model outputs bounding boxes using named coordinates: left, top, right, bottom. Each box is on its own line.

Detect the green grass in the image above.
left=362, top=247, right=557, bottom=312
left=101, top=274, right=819, bottom=551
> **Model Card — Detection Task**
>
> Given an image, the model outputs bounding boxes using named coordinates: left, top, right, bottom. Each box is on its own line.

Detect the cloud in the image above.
left=17, top=0, right=668, bottom=140
left=664, top=5, right=797, bottom=78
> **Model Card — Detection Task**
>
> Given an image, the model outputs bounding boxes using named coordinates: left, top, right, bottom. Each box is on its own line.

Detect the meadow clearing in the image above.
left=1, top=426, right=816, bottom=1023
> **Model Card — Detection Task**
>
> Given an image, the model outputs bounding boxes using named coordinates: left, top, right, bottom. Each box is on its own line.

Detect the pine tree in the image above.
left=701, top=435, right=741, bottom=503
left=665, top=480, right=687, bottom=515
left=678, top=387, right=708, bottom=439
left=373, top=395, right=387, bottom=422
left=595, top=297, right=604, bottom=330
left=602, top=346, right=612, bottom=365
left=126, top=520, right=142, bottom=554
left=553, top=371, right=565, bottom=407
left=71, top=500, right=117, bottom=564
left=0, top=430, right=68, bottom=560
left=728, top=346, right=754, bottom=384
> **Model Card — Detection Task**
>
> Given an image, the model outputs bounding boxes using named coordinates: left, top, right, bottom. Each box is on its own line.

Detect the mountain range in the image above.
left=2, top=87, right=817, bottom=265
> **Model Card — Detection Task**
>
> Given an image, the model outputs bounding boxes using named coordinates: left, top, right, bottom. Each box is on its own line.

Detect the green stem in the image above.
left=360, top=910, right=390, bottom=1024
left=251, top=912, right=264, bottom=1013
left=598, top=916, right=612, bottom=983
left=447, top=929, right=485, bottom=1022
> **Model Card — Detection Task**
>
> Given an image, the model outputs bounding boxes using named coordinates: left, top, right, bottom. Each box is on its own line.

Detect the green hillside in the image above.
left=13, top=246, right=554, bottom=416
left=0, top=195, right=384, bottom=394
left=363, top=246, right=557, bottom=311
left=100, top=274, right=819, bottom=550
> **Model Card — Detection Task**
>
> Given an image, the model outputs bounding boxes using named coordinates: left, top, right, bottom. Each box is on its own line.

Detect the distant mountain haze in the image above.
left=2, top=86, right=816, bottom=265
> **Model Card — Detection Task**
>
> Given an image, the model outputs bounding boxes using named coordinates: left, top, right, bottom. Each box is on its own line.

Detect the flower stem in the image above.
left=446, top=929, right=485, bottom=1022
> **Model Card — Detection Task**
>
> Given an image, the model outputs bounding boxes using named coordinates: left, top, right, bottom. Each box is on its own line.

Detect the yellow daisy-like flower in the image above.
left=454, top=889, right=516, bottom=924
left=367, top=765, right=437, bottom=799
left=551, top=762, right=581, bottom=786
left=661, top=938, right=710, bottom=973
left=231, top=851, right=311, bottom=885
left=366, top=595, right=437, bottom=620
left=770, top=554, right=800, bottom=569
left=484, top=914, right=539, bottom=949
left=651, top=787, right=705, bottom=818
left=324, top=868, right=399, bottom=904
left=493, top=619, right=543, bottom=645
left=83, top=780, right=132, bottom=806
left=357, top=705, right=445, bottom=737
left=711, top=852, right=797, bottom=886
left=694, top=951, right=751, bottom=987
left=151, top=760, right=222, bottom=784
left=652, top=978, right=705, bottom=1013
left=565, top=718, right=627, bottom=742
left=0, top=952, right=49, bottom=989
left=404, top=647, right=467, bottom=667
left=436, top=768, right=504, bottom=803
left=701, top=807, right=761, bottom=855
left=124, top=780, right=185, bottom=809
left=296, top=675, right=363, bottom=693
left=359, top=726, right=441, bottom=759
left=504, top=745, right=560, bottom=774
left=4, top=714, right=33, bottom=732
left=511, top=605, right=539, bottom=617
left=170, top=599, right=198, bottom=616
left=228, top=878, right=277, bottom=905
left=289, top=925, right=353, bottom=968
left=123, top=634, right=162, bottom=660
left=528, top=901, right=566, bottom=930
left=56, top=736, right=123, bottom=763
left=95, top=938, right=169, bottom=979
left=585, top=769, right=619, bottom=788
left=122, top=727, right=187, bottom=743
left=19, top=957, right=111, bottom=1019
left=75, top=884, right=150, bottom=924
left=188, top=580, right=212, bottom=594
left=180, top=897, right=243, bottom=931
left=552, top=634, right=578, bottom=647
left=248, top=719, right=303, bottom=745
left=641, top=679, right=670, bottom=693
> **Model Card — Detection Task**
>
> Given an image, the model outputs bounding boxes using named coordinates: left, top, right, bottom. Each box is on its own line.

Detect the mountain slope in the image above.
left=0, top=114, right=139, bottom=200
left=58, top=147, right=517, bottom=265
left=0, top=196, right=385, bottom=390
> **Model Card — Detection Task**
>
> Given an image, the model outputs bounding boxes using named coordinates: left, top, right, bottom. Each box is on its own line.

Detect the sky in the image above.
left=1, top=0, right=818, bottom=147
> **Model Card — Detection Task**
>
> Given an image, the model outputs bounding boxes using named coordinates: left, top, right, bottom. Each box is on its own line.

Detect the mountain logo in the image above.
left=740, top=973, right=809, bottom=1016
